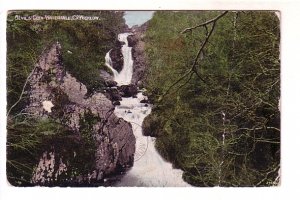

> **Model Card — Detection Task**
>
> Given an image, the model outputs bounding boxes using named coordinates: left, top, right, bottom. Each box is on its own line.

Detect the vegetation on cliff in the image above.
left=6, top=11, right=126, bottom=186
left=143, top=11, right=280, bottom=186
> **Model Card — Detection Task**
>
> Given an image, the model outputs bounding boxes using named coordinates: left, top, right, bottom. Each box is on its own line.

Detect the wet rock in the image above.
left=140, top=98, right=149, bottom=104
left=105, top=80, right=118, bottom=87
left=118, top=84, right=138, bottom=97
left=113, top=101, right=121, bottom=106
left=105, top=88, right=122, bottom=102
left=109, top=41, right=124, bottom=72
left=26, top=43, right=135, bottom=186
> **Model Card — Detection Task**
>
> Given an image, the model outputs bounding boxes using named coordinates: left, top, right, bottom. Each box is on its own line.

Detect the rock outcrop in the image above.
left=142, top=112, right=161, bottom=138
left=128, top=22, right=148, bottom=87
left=109, top=41, right=124, bottom=72
left=26, top=43, right=135, bottom=186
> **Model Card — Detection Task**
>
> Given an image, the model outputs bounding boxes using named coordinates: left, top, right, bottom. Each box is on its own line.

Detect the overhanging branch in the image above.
left=160, top=12, right=228, bottom=100
left=181, top=11, right=228, bottom=34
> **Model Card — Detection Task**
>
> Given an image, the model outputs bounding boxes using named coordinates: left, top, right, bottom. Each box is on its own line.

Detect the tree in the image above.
left=144, top=11, right=280, bottom=186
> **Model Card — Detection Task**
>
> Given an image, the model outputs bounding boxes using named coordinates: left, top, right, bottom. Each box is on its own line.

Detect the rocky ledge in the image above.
left=128, top=22, right=148, bottom=87
left=26, top=42, right=135, bottom=186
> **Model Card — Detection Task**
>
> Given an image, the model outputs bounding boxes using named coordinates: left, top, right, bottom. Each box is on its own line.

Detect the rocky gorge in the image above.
left=6, top=11, right=280, bottom=188
left=12, top=20, right=151, bottom=186
left=6, top=9, right=157, bottom=186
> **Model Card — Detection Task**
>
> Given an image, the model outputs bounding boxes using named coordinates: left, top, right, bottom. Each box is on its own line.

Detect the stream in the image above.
left=105, top=31, right=190, bottom=187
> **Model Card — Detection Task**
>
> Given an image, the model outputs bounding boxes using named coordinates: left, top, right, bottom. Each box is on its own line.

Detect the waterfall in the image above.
left=105, top=50, right=118, bottom=77
left=105, top=33, right=133, bottom=86
left=105, top=33, right=190, bottom=187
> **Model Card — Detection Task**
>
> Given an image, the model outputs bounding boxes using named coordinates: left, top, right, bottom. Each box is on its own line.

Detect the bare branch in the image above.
left=190, top=21, right=217, bottom=82
left=160, top=11, right=228, bottom=100
left=160, top=68, right=193, bottom=99
left=237, top=126, right=280, bottom=132
left=7, top=64, right=38, bottom=117
left=7, top=43, right=51, bottom=117
left=255, top=165, right=280, bottom=186
left=181, top=11, right=228, bottom=34
left=167, top=71, right=194, bottom=97
left=193, top=67, right=206, bottom=83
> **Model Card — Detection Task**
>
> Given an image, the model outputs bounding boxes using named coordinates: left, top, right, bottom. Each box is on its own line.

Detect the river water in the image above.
left=105, top=30, right=190, bottom=186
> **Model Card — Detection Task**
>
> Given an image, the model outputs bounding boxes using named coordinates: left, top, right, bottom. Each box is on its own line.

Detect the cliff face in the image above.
left=26, top=43, right=135, bottom=186
left=128, top=22, right=148, bottom=87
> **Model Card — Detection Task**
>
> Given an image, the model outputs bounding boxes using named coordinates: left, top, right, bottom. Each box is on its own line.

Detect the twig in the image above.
left=167, top=71, right=194, bottom=97
left=193, top=67, right=206, bottom=83
left=255, top=165, right=280, bottom=186
left=160, top=68, right=193, bottom=99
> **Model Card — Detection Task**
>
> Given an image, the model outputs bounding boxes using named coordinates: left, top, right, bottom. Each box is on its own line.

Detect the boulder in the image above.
left=140, top=98, right=149, bottom=104
left=104, top=88, right=122, bottom=102
left=118, top=84, right=138, bottom=98
left=127, top=35, right=138, bottom=47
left=142, top=112, right=161, bottom=137
left=113, top=101, right=121, bottom=106
left=105, top=80, right=118, bottom=87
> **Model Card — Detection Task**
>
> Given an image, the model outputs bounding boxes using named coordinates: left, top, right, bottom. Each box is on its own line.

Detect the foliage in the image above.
left=6, top=115, right=70, bottom=186
left=7, top=10, right=126, bottom=114
left=7, top=111, right=102, bottom=186
left=144, top=11, right=280, bottom=186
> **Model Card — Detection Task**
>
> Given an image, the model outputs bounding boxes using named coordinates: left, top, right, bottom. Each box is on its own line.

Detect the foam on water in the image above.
left=105, top=33, right=190, bottom=187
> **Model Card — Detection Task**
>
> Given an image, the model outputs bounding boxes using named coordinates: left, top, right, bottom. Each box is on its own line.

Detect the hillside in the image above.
left=143, top=11, right=280, bottom=186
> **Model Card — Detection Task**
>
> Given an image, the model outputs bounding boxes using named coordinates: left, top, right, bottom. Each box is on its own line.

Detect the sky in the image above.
left=123, top=11, right=155, bottom=27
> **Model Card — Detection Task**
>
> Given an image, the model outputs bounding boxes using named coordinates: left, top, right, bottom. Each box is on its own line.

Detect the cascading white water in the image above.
left=105, top=50, right=119, bottom=78
left=105, top=33, right=134, bottom=86
left=105, top=33, right=190, bottom=187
